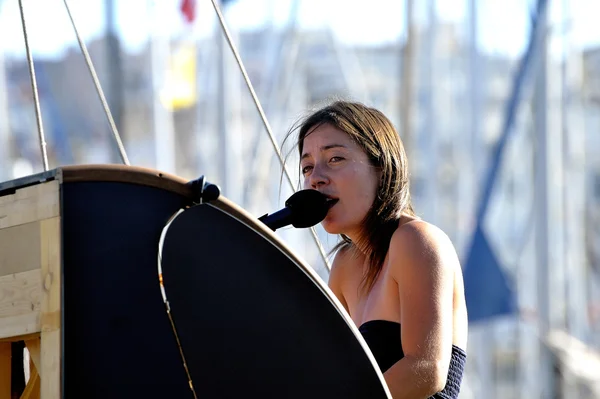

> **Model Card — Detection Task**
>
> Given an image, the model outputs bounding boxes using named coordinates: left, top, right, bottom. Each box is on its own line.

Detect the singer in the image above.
left=284, top=101, right=468, bottom=399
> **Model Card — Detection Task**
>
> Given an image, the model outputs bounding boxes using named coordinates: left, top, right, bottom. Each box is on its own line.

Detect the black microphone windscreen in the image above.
left=285, top=189, right=330, bottom=228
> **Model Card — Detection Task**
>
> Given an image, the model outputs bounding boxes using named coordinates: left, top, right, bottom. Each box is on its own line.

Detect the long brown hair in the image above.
left=284, top=100, right=415, bottom=293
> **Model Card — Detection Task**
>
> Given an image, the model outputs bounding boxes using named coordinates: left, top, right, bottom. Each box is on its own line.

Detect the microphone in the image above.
left=258, top=189, right=331, bottom=231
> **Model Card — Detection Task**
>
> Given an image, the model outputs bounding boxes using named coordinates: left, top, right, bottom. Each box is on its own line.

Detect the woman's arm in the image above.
left=384, top=221, right=458, bottom=399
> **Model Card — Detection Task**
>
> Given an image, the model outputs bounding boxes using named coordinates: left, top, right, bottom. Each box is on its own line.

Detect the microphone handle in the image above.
left=258, top=208, right=293, bottom=231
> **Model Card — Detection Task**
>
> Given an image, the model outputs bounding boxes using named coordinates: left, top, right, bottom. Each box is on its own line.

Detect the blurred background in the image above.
left=1, top=0, right=599, bottom=397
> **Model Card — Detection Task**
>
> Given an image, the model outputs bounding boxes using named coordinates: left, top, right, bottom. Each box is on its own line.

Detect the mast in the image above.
left=400, top=0, right=414, bottom=159
left=215, top=2, right=242, bottom=205
left=149, top=0, right=176, bottom=174
left=561, top=0, right=589, bottom=345
left=105, top=0, right=124, bottom=163
left=423, top=0, right=438, bottom=223
left=0, top=46, right=10, bottom=180
left=533, top=2, right=558, bottom=396
left=465, top=0, right=482, bottom=245
left=465, top=2, right=494, bottom=396
left=245, top=0, right=302, bottom=212
left=328, top=29, right=371, bottom=104
left=559, top=0, right=589, bottom=394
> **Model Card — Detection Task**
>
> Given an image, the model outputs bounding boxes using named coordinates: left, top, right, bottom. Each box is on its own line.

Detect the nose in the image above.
left=306, top=164, right=329, bottom=189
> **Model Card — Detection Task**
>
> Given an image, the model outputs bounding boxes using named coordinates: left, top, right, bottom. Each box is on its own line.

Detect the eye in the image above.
left=329, top=156, right=343, bottom=163
left=301, top=165, right=313, bottom=175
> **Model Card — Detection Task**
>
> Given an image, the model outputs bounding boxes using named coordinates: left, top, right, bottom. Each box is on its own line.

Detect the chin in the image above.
left=320, top=218, right=345, bottom=236
left=321, top=224, right=341, bottom=235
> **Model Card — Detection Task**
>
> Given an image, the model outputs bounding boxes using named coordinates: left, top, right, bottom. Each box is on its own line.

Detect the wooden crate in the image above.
left=0, top=179, right=61, bottom=399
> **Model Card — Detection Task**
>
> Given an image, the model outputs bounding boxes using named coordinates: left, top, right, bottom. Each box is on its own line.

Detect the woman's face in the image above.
left=300, top=123, right=379, bottom=239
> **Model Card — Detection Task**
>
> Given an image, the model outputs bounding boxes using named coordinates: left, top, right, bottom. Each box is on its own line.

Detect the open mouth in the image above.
left=325, top=197, right=339, bottom=209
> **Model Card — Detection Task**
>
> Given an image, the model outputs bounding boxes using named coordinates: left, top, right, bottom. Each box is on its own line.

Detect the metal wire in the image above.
left=158, top=210, right=198, bottom=399
left=18, top=0, right=49, bottom=171
left=208, top=0, right=332, bottom=273
left=62, top=0, right=130, bottom=165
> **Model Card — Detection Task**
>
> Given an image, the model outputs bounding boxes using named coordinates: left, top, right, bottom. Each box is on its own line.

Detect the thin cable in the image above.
left=158, top=270, right=198, bottom=397
left=62, top=0, right=130, bottom=165
left=18, top=0, right=49, bottom=171
left=209, top=0, right=292, bottom=188
left=208, top=0, right=331, bottom=272
left=158, top=211, right=198, bottom=398
left=161, top=283, right=198, bottom=398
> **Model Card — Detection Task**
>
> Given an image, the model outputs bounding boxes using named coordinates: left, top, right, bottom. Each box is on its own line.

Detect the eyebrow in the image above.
left=301, top=144, right=347, bottom=161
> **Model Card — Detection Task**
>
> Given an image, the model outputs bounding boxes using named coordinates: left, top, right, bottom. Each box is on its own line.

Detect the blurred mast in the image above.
left=423, top=0, right=438, bottom=222
left=105, top=0, right=124, bottom=161
left=245, top=0, right=302, bottom=210
left=216, top=0, right=242, bottom=204
left=149, top=0, right=176, bottom=173
left=466, top=1, right=494, bottom=396
left=559, top=0, right=588, bottom=342
left=468, top=0, right=482, bottom=176
left=466, top=0, right=482, bottom=241
left=329, top=29, right=371, bottom=103
left=216, top=5, right=229, bottom=199
left=533, top=1, right=556, bottom=397
left=400, top=0, right=414, bottom=158
left=0, top=47, right=10, bottom=180
left=557, top=0, right=590, bottom=394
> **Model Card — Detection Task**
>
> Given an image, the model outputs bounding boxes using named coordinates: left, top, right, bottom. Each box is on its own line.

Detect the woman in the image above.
left=286, top=101, right=468, bottom=398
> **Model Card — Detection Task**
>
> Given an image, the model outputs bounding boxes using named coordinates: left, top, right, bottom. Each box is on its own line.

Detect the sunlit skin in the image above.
left=300, top=123, right=379, bottom=243
left=299, top=122, right=468, bottom=399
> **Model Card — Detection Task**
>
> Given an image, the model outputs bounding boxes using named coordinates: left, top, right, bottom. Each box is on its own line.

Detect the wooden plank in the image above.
left=0, top=270, right=42, bottom=340
left=0, top=332, right=39, bottom=344
left=0, top=172, right=56, bottom=194
left=39, top=217, right=61, bottom=399
left=0, top=222, right=41, bottom=277
left=0, top=342, right=10, bottom=399
left=0, top=181, right=60, bottom=229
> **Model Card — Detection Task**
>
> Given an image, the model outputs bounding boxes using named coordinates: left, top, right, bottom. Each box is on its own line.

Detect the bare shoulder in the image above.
left=389, top=219, right=462, bottom=368
left=388, top=219, right=460, bottom=280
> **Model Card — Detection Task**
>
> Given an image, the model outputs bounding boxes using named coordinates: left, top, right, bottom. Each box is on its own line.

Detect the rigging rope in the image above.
left=14, top=1, right=331, bottom=395
left=18, top=0, right=48, bottom=171
left=208, top=0, right=332, bottom=272
left=20, top=0, right=330, bottom=271
left=62, top=0, right=130, bottom=165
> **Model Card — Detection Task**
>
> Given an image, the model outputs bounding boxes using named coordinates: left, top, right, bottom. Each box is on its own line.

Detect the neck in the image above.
left=344, top=231, right=370, bottom=257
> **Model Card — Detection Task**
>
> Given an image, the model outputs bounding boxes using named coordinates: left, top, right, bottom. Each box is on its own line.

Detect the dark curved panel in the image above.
left=160, top=204, right=388, bottom=399
left=62, top=181, right=194, bottom=398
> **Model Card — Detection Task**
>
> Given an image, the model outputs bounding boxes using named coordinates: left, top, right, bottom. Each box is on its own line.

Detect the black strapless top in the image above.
left=359, top=320, right=466, bottom=399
